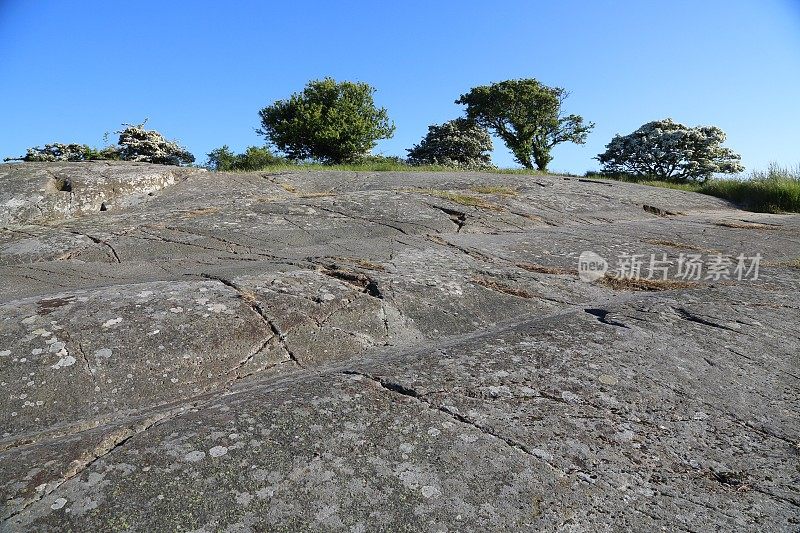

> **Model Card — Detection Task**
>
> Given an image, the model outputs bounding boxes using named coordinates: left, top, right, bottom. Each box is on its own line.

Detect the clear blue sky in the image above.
left=1, top=0, right=798, bottom=173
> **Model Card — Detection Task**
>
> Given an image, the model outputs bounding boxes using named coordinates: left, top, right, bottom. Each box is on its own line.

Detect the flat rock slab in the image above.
left=0, top=162, right=798, bottom=531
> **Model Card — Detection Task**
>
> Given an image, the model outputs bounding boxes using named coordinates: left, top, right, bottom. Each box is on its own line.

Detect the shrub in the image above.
left=406, top=118, right=494, bottom=170
left=205, top=145, right=285, bottom=171
left=5, top=122, right=193, bottom=166
left=456, top=79, right=593, bottom=171
left=596, top=118, right=743, bottom=183
left=257, top=78, right=395, bottom=164
left=4, top=143, right=119, bottom=162
left=115, top=122, right=194, bottom=166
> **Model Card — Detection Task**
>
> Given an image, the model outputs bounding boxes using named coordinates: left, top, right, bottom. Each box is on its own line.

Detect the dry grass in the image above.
left=328, top=256, right=386, bottom=271
left=417, top=189, right=505, bottom=211
left=471, top=276, right=536, bottom=298
left=181, top=207, right=221, bottom=218
left=599, top=275, right=699, bottom=291
left=515, top=261, right=575, bottom=275
left=298, top=191, right=336, bottom=198
left=714, top=221, right=779, bottom=230
left=764, top=257, right=800, bottom=269
left=643, top=239, right=706, bottom=252
left=468, top=185, right=519, bottom=196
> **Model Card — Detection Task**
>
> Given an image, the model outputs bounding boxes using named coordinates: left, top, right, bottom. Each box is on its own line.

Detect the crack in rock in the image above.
left=66, top=230, right=121, bottom=263
left=1, top=404, right=193, bottom=523
left=584, top=308, right=629, bottom=328
left=428, top=204, right=466, bottom=232
left=342, top=370, right=562, bottom=473
left=200, top=274, right=304, bottom=368
left=318, top=266, right=383, bottom=299
left=643, top=204, right=678, bottom=217
left=673, top=308, right=740, bottom=333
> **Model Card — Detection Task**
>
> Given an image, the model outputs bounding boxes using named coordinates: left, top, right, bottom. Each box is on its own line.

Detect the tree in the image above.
left=205, top=145, right=285, bottom=171
left=406, top=118, right=494, bottom=169
left=257, top=78, right=395, bottom=164
left=115, top=122, right=195, bottom=166
left=455, top=78, right=593, bottom=171
left=596, top=119, right=743, bottom=182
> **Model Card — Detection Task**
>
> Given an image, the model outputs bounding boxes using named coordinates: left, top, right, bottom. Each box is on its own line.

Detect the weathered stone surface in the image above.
left=0, top=162, right=798, bottom=531
left=0, top=162, right=203, bottom=225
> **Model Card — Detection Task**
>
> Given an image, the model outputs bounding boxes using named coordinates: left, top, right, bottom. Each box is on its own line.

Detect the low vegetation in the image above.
left=406, top=118, right=494, bottom=170
left=415, top=189, right=505, bottom=210
left=596, top=118, right=742, bottom=182
left=4, top=122, right=194, bottom=166
left=587, top=163, right=800, bottom=213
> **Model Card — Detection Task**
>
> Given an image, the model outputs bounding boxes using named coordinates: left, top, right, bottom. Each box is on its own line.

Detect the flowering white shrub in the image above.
left=115, top=122, right=194, bottom=166
left=4, top=143, right=119, bottom=162
left=5, top=122, right=193, bottom=166
left=406, top=118, right=493, bottom=170
left=596, top=118, right=743, bottom=182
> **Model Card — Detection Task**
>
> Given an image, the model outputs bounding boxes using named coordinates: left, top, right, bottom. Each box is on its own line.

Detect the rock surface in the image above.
left=0, top=162, right=798, bottom=531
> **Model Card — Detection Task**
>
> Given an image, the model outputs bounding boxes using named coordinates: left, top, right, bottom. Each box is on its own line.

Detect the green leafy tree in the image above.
left=205, top=145, right=285, bottom=171
left=406, top=118, right=494, bottom=169
left=596, top=118, right=744, bottom=182
left=257, top=78, right=395, bottom=164
left=456, top=79, right=593, bottom=171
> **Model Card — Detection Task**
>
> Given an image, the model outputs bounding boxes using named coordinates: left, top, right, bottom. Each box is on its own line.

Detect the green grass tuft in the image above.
left=585, top=163, right=800, bottom=213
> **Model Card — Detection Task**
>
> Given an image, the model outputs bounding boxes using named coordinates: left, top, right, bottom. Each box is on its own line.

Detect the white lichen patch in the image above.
left=95, top=348, right=113, bottom=359
left=50, top=497, right=67, bottom=510
left=207, top=303, right=227, bottom=313
left=101, top=317, right=123, bottom=328
left=0, top=350, right=10, bottom=357
left=51, top=355, right=76, bottom=369
left=184, top=450, right=206, bottom=462
left=48, top=341, right=66, bottom=353
left=209, top=445, right=228, bottom=458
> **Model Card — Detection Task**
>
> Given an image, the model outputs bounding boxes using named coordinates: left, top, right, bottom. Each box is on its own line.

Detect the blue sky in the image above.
left=1, top=1, right=798, bottom=173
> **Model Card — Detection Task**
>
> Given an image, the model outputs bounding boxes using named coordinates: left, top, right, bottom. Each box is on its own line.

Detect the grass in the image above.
left=415, top=189, right=506, bottom=210
left=585, top=163, right=800, bottom=213
left=599, top=275, right=700, bottom=292
left=471, top=276, right=537, bottom=298
left=216, top=157, right=555, bottom=176
left=764, top=257, right=800, bottom=269
left=468, top=185, right=519, bottom=196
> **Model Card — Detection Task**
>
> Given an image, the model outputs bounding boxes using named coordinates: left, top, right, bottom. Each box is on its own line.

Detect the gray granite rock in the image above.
left=0, top=162, right=798, bottom=531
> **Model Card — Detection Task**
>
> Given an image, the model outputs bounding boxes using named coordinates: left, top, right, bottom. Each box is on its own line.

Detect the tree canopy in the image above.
left=406, top=118, right=493, bottom=169
left=596, top=118, right=743, bottom=182
left=258, top=78, right=395, bottom=164
left=205, top=145, right=284, bottom=171
left=456, top=79, right=593, bottom=171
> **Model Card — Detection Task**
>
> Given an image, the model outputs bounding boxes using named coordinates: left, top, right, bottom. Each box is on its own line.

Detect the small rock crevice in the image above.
left=643, top=204, right=678, bottom=217
left=673, top=308, right=739, bottom=333
left=584, top=308, right=629, bottom=329
left=67, top=230, right=121, bottom=263
left=319, top=266, right=383, bottom=299
left=342, top=370, right=560, bottom=472
left=200, top=274, right=304, bottom=368
left=429, top=204, right=467, bottom=232
left=1, top=405, right=193, bottom=523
